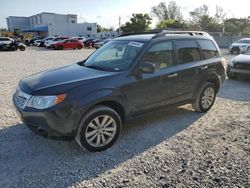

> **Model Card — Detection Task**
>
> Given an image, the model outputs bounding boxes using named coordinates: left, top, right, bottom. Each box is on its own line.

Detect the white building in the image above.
left=6, top=12, right=98, bottom=38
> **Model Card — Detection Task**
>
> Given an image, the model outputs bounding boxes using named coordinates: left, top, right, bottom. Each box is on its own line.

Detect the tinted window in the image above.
left=176, top=40, right=201, bottom=64
left=198, top=40, right=219, bottom=59
left=141, top=41, right=174, bottom=71
left=0, top=38, right=9, bottom=41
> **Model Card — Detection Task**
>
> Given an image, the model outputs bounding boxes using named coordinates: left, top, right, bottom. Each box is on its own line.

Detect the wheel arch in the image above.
left=194, top=72, right=222, bottom=99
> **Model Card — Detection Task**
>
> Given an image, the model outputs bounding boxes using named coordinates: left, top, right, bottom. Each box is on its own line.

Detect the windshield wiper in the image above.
left=85, top=65, right=107, bottom=71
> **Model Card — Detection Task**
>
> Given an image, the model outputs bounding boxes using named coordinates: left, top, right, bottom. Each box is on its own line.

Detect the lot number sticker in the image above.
left=128, top=41, right=144, bottom=48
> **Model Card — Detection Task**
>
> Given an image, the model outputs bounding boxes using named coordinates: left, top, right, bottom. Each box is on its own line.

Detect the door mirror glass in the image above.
left=138, top=62, right=155, bottom=74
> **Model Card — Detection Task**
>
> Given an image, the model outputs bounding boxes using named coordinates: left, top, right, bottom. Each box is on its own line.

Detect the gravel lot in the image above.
left=0, top=48, right=249, bottom=187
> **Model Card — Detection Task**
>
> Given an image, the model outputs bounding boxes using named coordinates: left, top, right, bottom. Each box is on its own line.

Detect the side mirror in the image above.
left=137, top=62, right=155, bottom=74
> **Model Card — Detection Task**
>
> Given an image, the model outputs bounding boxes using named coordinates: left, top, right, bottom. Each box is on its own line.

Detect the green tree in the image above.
left=188, top=4, right=224, bottom=32
left=97, top=25, right=113, bottom=33
left=224, top=18, right=250, bottom=35
left=156, top=19, right=186, bottom=29
left=121, top=14, right=152, bottom=33
left=151, top=1, right=183, bottom=21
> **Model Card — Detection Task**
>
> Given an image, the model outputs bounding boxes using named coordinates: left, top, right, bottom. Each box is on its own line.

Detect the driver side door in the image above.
left=126, top=40, right=178, bottom=113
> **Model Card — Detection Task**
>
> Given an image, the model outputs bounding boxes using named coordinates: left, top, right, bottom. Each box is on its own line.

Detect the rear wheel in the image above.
left=192, top=82, right=216, bottom=112
left=75, top=105, right=122, bottom=151
left=58, top=45, right=64, bottom=50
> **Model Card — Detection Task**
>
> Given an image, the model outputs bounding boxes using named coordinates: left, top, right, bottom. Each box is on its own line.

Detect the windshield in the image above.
left=84, top=40, right=144, bottom=71
left=237, top=39, right=250, bottom=44
left=244, top=47, right=250, bottom=55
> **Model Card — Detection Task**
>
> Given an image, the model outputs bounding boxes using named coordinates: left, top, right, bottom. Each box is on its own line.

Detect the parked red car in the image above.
left=53, top=39, right=84, bottom=50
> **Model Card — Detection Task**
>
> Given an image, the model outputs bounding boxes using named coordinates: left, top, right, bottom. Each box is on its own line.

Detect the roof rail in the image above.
left=119, top=31, right=159, bottom=37
left=152, top=31, right=210, bottom=39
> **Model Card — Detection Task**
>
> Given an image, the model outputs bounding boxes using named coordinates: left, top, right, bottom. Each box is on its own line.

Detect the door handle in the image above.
left=168, top=73, right=178, bottom=78
left=200, top=65, right=208, bottom=70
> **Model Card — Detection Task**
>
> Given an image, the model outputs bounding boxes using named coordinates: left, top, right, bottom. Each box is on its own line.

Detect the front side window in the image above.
left=141, top=41, right=174, bottom=71
left=176, top=40, right=201, bottom=64
left=84, top=40, right=144, bottom=71
left=198, top=39, right=219, bottom=59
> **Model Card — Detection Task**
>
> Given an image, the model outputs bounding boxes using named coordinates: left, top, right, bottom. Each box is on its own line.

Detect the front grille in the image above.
left=14, top=89, right=31, bottom=109
left=231, top=46, right=240, bottom=51
left=235, top=62, right=250, bottom=70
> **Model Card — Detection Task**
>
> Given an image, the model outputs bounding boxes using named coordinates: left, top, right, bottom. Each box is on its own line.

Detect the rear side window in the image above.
left=175, top=40, right=201, bottom=64
left=141, top=41, right=174, bottom=71
left=198, top=40, right=219, bottom=59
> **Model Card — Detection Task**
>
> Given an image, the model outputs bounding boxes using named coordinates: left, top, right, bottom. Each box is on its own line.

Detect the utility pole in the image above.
left=118, top=16, right=121, bottom=36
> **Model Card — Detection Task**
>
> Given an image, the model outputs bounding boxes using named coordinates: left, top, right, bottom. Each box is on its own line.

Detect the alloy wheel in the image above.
left=85, top=115, right=117, bottom=147
left=201, top=87, right=215, bottom=109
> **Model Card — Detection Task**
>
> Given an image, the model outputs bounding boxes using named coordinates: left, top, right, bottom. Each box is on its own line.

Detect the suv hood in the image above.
left=234, top=54, right=250, bottom=63
left=232, top=42, right=249, bottom=47
left=20, top=63, right=117, bottom=95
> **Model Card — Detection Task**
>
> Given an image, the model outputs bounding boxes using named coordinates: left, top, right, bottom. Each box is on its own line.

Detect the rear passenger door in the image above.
left=174, top=39, right=202, bottom=101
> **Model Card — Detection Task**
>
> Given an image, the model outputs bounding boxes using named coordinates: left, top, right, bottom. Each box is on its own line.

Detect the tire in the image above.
left=192, top=82, right=216, bottom=112
left=227, top=67, right=237, bottom=79
left=77, top=45, right=82, bottom=49
left=58, top=45, right=63, bottom=50
left=75, top=105, right=122, bottom=152
left=18, top=46, right=25, bottom=51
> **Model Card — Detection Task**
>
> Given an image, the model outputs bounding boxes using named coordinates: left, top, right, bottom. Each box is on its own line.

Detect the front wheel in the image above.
left=192, top=82, right=216, bottom=112
left=75, top=105, right=122, bottom=151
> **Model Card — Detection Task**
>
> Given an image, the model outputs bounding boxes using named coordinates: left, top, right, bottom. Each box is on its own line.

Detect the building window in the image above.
left=93, top=34, right=95, bottom=37
left=71, top=20, right=76, bottom=23
left=87, top=26, right=92, bottom=31
left=87, top=35, right=91, bottom=37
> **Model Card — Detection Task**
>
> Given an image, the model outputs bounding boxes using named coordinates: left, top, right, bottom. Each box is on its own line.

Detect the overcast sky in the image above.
left=0, top=0, right=249, bottom=29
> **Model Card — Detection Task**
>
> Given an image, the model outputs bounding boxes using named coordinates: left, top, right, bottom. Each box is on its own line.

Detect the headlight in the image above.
left=27, top=94, right=66, bottom=109
left=229, top=60, right=235, bottom=67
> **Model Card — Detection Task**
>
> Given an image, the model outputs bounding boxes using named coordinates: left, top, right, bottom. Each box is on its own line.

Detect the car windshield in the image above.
left=244, top=48, right=250, bottom=55
left=237, top=39, right=250, bottom=44
left=84, top=40, right=145, bottom=71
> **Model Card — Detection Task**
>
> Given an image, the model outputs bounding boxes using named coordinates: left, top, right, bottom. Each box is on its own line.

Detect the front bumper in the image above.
left=227, top=66, right=250, bottom=77
left=12, top=94, right=79, bottom=140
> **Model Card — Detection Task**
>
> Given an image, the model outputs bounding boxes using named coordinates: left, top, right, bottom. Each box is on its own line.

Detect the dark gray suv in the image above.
left=13, top=31, right=226, bottom=151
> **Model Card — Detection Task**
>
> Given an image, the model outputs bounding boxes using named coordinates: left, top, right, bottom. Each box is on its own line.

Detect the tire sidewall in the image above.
left=77, top=107, right=122, bottom=151
left=198, top=83, right=216, bottom=112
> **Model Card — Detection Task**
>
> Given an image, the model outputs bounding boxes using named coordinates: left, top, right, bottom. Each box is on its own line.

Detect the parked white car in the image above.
left=72, top=37, right=86, bottom=44
left=34, top=40, right=43, bottom=46
left=229, top=38, right=250, bottom=54
left=0, top=37, right=14, bottom=45
left=45, top=37, right=69, bottom=48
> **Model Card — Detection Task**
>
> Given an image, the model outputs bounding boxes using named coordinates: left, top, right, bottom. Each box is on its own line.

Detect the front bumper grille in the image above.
left=14, top=89, right=31, bottom=109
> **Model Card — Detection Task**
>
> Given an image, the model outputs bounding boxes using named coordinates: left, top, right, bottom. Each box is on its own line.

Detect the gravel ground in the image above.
left=0, top=48, right=249, bottom=187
